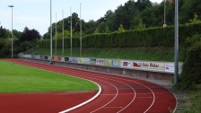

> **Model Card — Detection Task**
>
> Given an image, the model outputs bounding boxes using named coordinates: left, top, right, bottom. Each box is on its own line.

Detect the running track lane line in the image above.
left=40, top=66, right=153, bottom=113
left=70, top=72, right=153, bottom=113
left=46, top=67, right=139, bottom=113
left=58, top=81, right=102, bottom=113
left=5, top=59, right=176, bottom=113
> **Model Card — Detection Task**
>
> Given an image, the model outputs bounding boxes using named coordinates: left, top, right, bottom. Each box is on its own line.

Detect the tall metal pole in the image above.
left=62, top=10, right=65, bottom=56
left=50, top=0, right=53, bottom=64
left=174, top=0, right=179, bottom=84
left=9, top=5, right=14, bottom=58
left=163, top=0, right=167, bottom=27
left=80, top=3, right=82, bottom=57
left=70, top=7, right=72, bottom=57
left=55, top=13, right=57, bottom=56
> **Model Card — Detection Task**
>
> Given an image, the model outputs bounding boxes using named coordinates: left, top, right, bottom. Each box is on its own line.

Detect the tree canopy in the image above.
left=42, top=0, right=201, bottom=39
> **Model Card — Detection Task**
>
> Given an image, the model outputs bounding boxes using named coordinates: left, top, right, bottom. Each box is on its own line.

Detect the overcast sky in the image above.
left=0, top=0, right=163, bottom=35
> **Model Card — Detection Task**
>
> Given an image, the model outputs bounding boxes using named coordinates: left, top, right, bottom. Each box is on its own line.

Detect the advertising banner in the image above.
left=35, top=55, right=40, bottom=59
left=57, top=56, right=61, bottom=61
left=64, top=57, right=69, bottom=61
left=112, top=60, right=121, bottom=67
left=61, top=57, right=65, bottom=62
left=78, top=58, right=90, bottom=64
left=69, top=57, right=78, bottom=63
left=40, top=55, right=45, bottom=59
left=121, top=60, right=132, bottom=68
left=26, top=53, right=182, bottom=73
left=132, top=61, right=165, bottom=71
left=31, top=55, right=35, bottom=59
left=165, top=63, right=175, bottom=73
left=90, top=58, right=96, bottom=65
left=52, top=56, right=55, bottom=61
left=105, top=59, right=112, bottom=66
left=44, top=56, right=48, bottom=60
left=24, top=54, right=31, bottom=58
left=96, top=59, right=105, bottom=66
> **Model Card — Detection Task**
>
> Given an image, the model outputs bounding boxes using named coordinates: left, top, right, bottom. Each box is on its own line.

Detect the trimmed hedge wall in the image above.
left=39, top=23, right=201, bottom=48
left=175, top=34, right=201, bottom=90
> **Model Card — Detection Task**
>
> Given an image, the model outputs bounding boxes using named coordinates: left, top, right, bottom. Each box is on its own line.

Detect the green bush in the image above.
left=176, top=41, right=201, bottom=90
left=39, top=23, right=201, bottom=48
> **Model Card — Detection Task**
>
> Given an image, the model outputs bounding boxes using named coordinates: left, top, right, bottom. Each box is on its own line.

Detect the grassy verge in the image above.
left=174, top=85, right=201, bottom=113
left=31, top=47, right=183, bottom=61
left=0, top=60, right=98, bottom=93
left=186, top=85, right=201, bottom=113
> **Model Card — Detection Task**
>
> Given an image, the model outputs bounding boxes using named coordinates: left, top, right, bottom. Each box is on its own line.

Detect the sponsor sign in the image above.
left=96, top=59, right=105, bottom=66
left=24, top=54, right=31, bottom=58
left=132, top=61, right=165, bottom=71
left=31, top=55, right=35, bottom=59
left=64, top=57, right=69, bottom=61
left=52, top=56, right=55, bottom=61
left=105, top=59, right=112, bottom=66
left=112, top=60, right=121, bottom=67
left=165, top=63, right=175, bottom=73
left=90, top=58, right=96, bottom=65
left=35, top=55, right=40, bottom=59
left=78, top=58, right=90, bottom=64
left=40, top=55, right=45, bottom=59
left=121, top=60, right=132, bottom=68
left=61, top=57, right=65, bottom=62
left=69, top=57, right=78, bottom=63
left=57, top=56, right=61, bottom=61
left=44, top=56, right=48, bottom=60
left=23, top=53, right=182, bottom=73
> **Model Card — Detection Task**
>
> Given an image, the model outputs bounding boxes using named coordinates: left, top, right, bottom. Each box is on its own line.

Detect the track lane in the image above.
left=5, top=59, right=176, bottom=113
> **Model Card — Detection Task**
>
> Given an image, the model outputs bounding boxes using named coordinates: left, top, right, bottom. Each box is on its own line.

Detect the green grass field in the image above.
left=0, top=60, right=98, bottom=93
left=32, top=47, right=183, bottom=61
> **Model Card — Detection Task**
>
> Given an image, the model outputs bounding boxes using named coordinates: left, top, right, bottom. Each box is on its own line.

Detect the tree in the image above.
left=116, top=24, right=125, bottom=32
left=93, top=28, right=99, bottom=34
left=19, top=27, right=41, bottom=42
left=134, top=19, right=146, bottom=30
left=188, top=13, right=201, bottom=24
left=85, top=20, right=96, bottom=34
left=104, top=25, right=110, bottom=33
left=0, top=26, right=10, bottom=39
left=180, top=0, right=201, bottom=23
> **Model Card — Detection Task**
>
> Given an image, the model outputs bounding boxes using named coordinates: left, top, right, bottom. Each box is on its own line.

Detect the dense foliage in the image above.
left=42, top=0, right=201, bottom=39
left=38, top=23, right=201, bottom=48
left=175, top=34, right=201, bottom=90
left=0, top=26, right=40, bottom=57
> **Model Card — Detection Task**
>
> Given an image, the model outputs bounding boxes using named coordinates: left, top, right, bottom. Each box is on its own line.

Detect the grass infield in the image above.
left=0, top=60, right=98, bottom=93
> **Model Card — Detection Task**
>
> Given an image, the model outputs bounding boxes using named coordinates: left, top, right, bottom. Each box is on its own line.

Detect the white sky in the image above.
left=0, top=0, right=163, bottom=35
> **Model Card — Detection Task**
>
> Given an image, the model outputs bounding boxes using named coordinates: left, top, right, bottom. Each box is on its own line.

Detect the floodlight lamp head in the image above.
left=8, top=5, right=14, bottom=8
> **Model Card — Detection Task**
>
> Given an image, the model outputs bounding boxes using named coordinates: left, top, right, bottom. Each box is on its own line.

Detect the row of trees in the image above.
left=0, top=26, right=41, bottom=57
left=43, top=0, right=201, bottom=39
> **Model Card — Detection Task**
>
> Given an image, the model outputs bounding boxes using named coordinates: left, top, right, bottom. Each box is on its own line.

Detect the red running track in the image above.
left=1, top=59, right=177, bottom=113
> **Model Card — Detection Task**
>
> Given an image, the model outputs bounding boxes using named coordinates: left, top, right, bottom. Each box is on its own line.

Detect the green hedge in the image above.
left=175, top=34, right=201, bottom=90
left=39, top=23, right=201, bottom=48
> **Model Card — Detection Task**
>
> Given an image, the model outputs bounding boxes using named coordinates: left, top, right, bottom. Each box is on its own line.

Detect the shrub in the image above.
left=176, top=41, right=201, bottom=90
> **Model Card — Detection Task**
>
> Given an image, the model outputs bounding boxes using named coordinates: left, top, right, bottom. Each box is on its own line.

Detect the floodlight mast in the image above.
left=8, top=5, right=14, bottom=58
left=80, top=3, right=82, bottom=57
left=163, top=0, right=167, bottom=27
left=50, top=0, right=53, bottom=64
left=70, top=7, right=72, bottom=57
left=174, top=0, right=179, bottom=84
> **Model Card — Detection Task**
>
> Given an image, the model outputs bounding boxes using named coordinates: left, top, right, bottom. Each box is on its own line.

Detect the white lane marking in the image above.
left=59, top=74, right=119, bottom=113
left=89, top=79, right=119, bottom=113
left=84, top=75, right=136, bottom=113
left=59, top=81, right=101, bottom=113
left=22, top=61, right=155, bottom=113
left=97, top=75, right=156, bottom=113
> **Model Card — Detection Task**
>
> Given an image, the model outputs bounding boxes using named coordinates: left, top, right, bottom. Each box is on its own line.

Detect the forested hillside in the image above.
left=43, top=0, right=201, bottom=39
left=1, top=0, right=201, bottom=58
